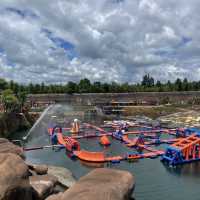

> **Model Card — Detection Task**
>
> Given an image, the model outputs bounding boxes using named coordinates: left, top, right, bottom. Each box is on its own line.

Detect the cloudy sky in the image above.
left=0, top=0, right=199, bottom=84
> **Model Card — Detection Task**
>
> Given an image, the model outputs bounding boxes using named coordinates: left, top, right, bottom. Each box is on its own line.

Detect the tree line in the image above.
left=0, top=74, right=200, bottom=95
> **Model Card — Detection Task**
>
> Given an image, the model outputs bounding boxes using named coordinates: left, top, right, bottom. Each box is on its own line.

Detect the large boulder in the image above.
left=0, top=153, right=37, bottom=200
left=49, top=168, right=134, bottom=200
left=48, top=166, right=76, bottom=189
left=0, top=138, right=24, bottom=159
left=45, top=193, right=63, bottom=200
left=30, top=175, right=58, bottom=200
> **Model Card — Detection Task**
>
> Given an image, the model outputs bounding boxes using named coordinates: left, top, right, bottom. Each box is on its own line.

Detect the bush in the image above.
left=1, top=89, right=20, bottom=113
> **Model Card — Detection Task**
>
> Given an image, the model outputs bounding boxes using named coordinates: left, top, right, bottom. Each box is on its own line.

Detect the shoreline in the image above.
left=0, top=138, right=135, bottom=200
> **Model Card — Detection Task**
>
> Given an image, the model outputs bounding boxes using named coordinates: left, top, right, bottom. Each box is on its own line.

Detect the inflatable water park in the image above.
left=31, top=118, right=200, bottom=167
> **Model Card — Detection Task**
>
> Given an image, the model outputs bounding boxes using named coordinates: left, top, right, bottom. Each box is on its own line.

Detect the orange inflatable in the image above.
left=99, top=135, right=111, bottom=146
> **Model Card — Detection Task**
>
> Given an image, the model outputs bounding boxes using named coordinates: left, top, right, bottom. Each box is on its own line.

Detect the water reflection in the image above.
left=79, top=160, right=105, bottom=168
left=163, top=161, right=200, bottom=178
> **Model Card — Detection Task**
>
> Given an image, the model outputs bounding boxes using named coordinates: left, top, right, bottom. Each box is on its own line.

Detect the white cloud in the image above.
left=0, top=0, right=199, bottom=84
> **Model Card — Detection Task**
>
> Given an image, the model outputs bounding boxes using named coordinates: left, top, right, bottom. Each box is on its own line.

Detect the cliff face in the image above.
left=27, top=92, right=200, bottom=106
left=0, top=112, right=32, bottom=138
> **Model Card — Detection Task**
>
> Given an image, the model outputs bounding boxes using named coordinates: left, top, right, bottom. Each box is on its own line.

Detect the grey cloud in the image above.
left=0, top=0, right=200, bottom=84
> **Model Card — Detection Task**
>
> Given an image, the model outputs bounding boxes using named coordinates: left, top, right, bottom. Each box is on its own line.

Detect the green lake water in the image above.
left=12, top=104, right=200, bottom=200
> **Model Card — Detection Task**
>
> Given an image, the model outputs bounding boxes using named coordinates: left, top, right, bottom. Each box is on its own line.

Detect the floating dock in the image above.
left=46, top=121, right=200, bottom=165
left=162, top=132, right=200, bottom=165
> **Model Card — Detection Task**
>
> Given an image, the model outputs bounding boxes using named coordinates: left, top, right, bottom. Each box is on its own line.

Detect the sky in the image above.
left=0, top=0, right=199, bottom=84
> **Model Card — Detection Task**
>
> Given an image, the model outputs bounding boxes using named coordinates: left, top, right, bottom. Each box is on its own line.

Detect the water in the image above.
left=13, top=104, right=200, bottom=200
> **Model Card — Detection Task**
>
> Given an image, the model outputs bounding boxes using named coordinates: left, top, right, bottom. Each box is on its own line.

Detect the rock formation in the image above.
left=46, top=168, right=134, bottom=200
left=0, top=139, right=135, bottom=200
left=0, top=153, right=37, bottom=200
left=0, top=138, right=24, bottom=159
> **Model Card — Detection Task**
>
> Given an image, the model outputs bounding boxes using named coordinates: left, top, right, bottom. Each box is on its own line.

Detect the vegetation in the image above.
left=0, top=86, right=32, bottom=138
left=1, top=89, right=20, bottom=113
left=0, top=88, right=27, bottom=113
left=0, top=75, right=200, bottom=94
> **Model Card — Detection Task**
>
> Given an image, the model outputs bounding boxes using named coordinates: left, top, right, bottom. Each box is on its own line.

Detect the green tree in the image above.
left=156, top=81, right=163, bottom=92
left=91, top=82, right=102, bottom=93
left=175, top=78, right=182, bottom=91
left=33, top=84, right=41, bottom=94
left=9, top=80, right=14, bottom=91
left=102, top=83, right=110, bottom=92
left=156, top=80, right=162, bottom=88
left=1, top=89, right=19, bottom=112
left=182, top=78, right=189, bottom=91
left=28, top=83, right=34, bottom=93
left=13, top=82, right=19, bottom=94
left=78, top=79, right=91, bottom=93
left=166, top=80, right=173, bottom=91
left=141, top=74, right=154, bottom=87
left=40, top=82, right=46, bottom=93
left=17, top=91, right=27, bottom=112
left=0, top=78, right=8, bottom=90
left=109, top=82, right=120, bottom=93
left=120, top=82, right=130, bottom=92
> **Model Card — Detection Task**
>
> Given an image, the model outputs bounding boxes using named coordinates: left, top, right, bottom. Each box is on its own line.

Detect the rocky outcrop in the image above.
left=0, top=138, right=135, bottom=200
left=24, top=111, right=40, bottom=126
left=0, top=138, right=24, bottom=159
left=0, top=138, right=78, bottom=200
left=30, top=175, right=58, bottom=200
left=48, top=166, right=76, bottom=188
left=0, top=153, right=37, bottom=200
left=0, top=112, right=31, bottom=138
left=46, top=168, right=134, bottom=200
left=27, top=164, right=76, bottom=199
left=28, top=163, right=48, bottom=175
left=0, top=152, right=59, bottom=200
left=45, top=193, right=63, bottom=200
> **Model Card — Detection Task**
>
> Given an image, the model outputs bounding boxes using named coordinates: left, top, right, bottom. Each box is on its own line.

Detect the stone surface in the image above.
left=159, top=110, right=200, bottom=128
left=30, top=175, right=58, bottom=200
left=28, top=163, right=48, bottom=175
left=0, top=153, right=37, bottom=200
left=0, top=138, right=24, bottom=159
left=48, top=166, right=76, bottom=188
left=45, top=193, right=63, bottom=200
left=60, top=168, right=134, bottom=200
left=0, top=112, right=31, bottom=138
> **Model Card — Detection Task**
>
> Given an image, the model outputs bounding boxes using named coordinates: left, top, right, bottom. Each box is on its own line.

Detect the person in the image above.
left=122, top=123, right=128, bottom=132
left=114, top=128, right=123, bottom=140
left=71, top=118, right=80, bottom=134
left=51, top=133, right=57, bottom=145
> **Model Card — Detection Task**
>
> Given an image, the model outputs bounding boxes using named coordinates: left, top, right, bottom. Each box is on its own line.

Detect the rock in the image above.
left=30, top=175, right=58, bottom=200
left=0, top=153, right=37, bottom=200
left=45, top=193, right=63, bottom=200
left=28, top=163, right=48, bottom=175
left=0, top=112, right=31, bottom=138
left=48, top=166, right=76, bottom=188
left=60, top=168, right=134, bottom=200
left=29, top=169, right=38, bottom=176
left=0, top=138, right=24, bottom=159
